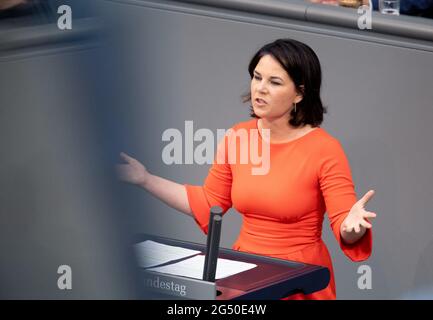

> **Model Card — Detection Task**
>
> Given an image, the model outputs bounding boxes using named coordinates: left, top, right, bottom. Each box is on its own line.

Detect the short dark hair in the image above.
left=243, top=38, right=326, bottom=127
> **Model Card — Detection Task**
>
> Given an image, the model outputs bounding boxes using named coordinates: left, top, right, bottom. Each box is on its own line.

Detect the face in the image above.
left=250, top=54, right=303, bottom=121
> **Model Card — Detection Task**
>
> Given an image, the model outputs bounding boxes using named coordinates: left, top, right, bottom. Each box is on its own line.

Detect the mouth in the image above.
left=254, top=98, right=267, bottom=105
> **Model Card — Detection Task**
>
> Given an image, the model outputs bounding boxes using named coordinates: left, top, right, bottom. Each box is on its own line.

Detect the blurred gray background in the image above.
left=0, top=0, right=144, bottom=299
left=1, top=0, right=433, bottom=299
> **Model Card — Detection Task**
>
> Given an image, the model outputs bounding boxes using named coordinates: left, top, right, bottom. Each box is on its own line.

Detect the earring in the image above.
left=294, top=102, right=297, bottom=113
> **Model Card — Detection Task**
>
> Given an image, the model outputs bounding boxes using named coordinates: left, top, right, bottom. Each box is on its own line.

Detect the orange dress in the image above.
left=185, top=119, right=372, bottom=299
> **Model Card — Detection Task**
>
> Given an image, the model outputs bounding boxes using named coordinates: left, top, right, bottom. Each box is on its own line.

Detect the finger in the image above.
left=354, top=224, right=361, bottom=233
left=358, top=189, right=375, bottom=207
left=360, top=220, right=372, bottom=229
left=120, top=152, right=135, bottom=163
left=364, top=211, right=377, bottom=219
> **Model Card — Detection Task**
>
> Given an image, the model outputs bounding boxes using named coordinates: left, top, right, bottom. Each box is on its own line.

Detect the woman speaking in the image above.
left=117, top=38, right=377, bottom=299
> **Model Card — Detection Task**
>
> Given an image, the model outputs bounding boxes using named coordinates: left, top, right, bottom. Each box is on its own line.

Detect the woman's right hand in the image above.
left=116, top=152, right=150, bottom=186
left=116, top=152, right=192, bottom=216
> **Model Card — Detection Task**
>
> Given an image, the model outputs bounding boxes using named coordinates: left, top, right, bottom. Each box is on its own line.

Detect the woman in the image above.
left=117, top=39, right=377, bottom=299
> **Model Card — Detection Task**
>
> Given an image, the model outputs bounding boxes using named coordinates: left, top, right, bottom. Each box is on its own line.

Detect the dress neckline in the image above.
left=255, top=118, right=321, bottom=146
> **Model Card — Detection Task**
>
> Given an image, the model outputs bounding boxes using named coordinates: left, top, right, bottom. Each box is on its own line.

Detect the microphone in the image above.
left=202, top=206, right=223, bottom=282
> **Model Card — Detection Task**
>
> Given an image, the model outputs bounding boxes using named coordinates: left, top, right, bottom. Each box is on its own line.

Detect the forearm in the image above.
left=139, top=174, right=192, bottom=217
left=340, top=224, right=367, bottom=245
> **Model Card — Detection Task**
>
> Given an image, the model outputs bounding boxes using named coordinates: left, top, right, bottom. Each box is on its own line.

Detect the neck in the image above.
left=259, top=117, right=298, bottom=139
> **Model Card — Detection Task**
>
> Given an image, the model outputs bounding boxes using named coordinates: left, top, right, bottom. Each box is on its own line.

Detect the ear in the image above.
left=295, top=85, right=304, bottom=104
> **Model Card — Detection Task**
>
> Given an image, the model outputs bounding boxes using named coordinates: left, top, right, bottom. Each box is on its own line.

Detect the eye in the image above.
left=271, top=81, right=281, bottom=86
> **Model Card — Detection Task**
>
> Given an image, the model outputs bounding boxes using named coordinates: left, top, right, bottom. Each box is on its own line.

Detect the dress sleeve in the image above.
left=184, top=132, right=233, bottom=234
left=318, top=138, right=372, bottom=262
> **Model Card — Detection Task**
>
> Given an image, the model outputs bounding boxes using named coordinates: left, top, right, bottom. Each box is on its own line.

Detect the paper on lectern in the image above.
left=134, top=240, right=201, bottom=268
left=147, top=254, right=257, bottom=280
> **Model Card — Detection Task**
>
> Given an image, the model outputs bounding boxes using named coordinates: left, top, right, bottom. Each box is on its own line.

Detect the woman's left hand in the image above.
left=340, top=190, right=377, bottom=243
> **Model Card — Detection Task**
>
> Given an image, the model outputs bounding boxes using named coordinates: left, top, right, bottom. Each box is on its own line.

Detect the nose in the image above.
left=255, top=79, right=268, bottom=94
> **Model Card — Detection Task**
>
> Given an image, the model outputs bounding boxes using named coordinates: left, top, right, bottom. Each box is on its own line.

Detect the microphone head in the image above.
left=210, top=206, right=224, bottom=215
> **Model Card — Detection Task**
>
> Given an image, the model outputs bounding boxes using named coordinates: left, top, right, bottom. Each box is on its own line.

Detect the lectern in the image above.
left=136, top=234, right=330, bottom=300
